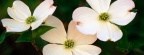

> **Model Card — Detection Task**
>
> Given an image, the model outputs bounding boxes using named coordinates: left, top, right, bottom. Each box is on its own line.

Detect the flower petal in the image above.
left=7, top=8, right=24, bottom=22
left=33, top=0, right=56, bottom=20
left=97, top=22, right=122, bottom=42
left=41, top=16, right=66, bottom=44
left=108, top=0, right=136, bottom=25
left=73, top=45, right=101, bottom=55
left=43, top=44, right=72, bottom=55
left=110, top=12, right=136, bottom=26
left=72, top=7, right=99, bottom=35
left=13, top=1, right=31, bottom=18
left=1, top=19, right=30, bottom=32
left=31, top=19, right=43, bottom=30
left=8, top=1, right=31, bottom=22
left=67, top=21, right=97, bottom=45
left=46, top=6, right=56, bottom=16
left=86, top=0, right=111, bottom=13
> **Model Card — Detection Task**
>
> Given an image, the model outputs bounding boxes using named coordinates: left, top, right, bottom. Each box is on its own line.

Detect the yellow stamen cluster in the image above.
left=99, top=12, right=109, bottom=21
left=64, top=39, right=75, bottom=49
left=26, top=16, right=36, bottom=24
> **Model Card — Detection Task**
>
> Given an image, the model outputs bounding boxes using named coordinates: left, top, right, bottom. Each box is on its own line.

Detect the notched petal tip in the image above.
left=1, top=19, right=11, bottom=32
left=75, top=21, right=81, bottom=26
left=108, top=33, right=123, bottom=42
left=33, top=0, right=56, bottom=20
left=1, top=19, right=30, bottom=32
left=13, top=0, right=25, bottom=7
left=46, top=0, right=54, bottom=5
left=13, top=0, right=21, bottom=4
left=107, top=38, right=117, bottom=42
left=72, top=7, right=98, bottom=35
left=3, top=26, right=11, bottom=32
left=99, top=38, right=120, bottom=42
left=129, top=8, right=137, bottom=13
left=47, top=6, right=57, bottom=15
left=8, top=0, right=31, bottom=22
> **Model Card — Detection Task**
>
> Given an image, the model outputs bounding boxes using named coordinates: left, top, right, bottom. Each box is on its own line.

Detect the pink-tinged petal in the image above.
left=72, top=7, right=99, bottom=35
left=73, top=45, right=101, bottom=55
left=1, top=19, right=30, bottom=32
left=46, top=6, right=56, bottom=16
left=86, top=0, right=111, bottom=13
left=97, top=22, right=122, bottom=42
left=41, top=16, right=66, bottom=44
left=67, top=21, right=97, bottom=45
left=43, top=44, right=72, bottom=55
left=110, top=12, right=136, bottom=26
left=108, top=0, right=135, bottom=25
left=33, top=0, right=56, bottom=20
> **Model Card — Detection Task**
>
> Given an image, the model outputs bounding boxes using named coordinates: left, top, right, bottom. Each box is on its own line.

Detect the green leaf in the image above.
left=16, top=26, right=54, bottom=43
left=0, top=30, right=6, bottom=44
left=16, top=31, right=33, bottom=43
left=129, top=37, right=144, bottom=50
left=32, top=26, right=54, bottom=38
left=117, top=27, right=144, bottom=53
left=116, top=35, right=130, bottom=51
left=116, top=28, right=131, bottom=52
left=35, top=36, right=49, bottom=51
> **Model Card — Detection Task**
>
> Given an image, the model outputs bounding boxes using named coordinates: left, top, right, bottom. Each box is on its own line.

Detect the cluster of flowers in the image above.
left=1, top=0, right=136, bottom=55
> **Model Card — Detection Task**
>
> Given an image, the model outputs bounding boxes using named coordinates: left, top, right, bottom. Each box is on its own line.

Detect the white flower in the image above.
left=41, top=16, right=101, bottom=55
left=1, top=0, right=56, bottom=32
left=72, top=0, right=137, bottom=42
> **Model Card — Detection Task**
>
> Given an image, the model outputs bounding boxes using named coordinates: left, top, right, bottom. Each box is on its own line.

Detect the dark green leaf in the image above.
left=117, top=27, right=144, bottom=53
left=95, top=41, right=123, bottom=55
left=117, top=36, right=130, bottom=52
left=16, top=31, right=33, bottom=43
left=129, top=37, right=144, bottom=50
left=32, top=26, right=53, bottom=51
left=35, top=36, right=49, bottom=51
left=116, top=28, right=131, bottom=52
left=32, top=26, right=54, bottom=38
left=0, top=31, right=6, bottom=44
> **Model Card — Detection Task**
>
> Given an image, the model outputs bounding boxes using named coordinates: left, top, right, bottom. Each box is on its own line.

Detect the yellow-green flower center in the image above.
left=99, top=12, right=109, bottom=21
left=26, top=16, right=36, bottom=24
left=64, top=39, right=75, bottom=49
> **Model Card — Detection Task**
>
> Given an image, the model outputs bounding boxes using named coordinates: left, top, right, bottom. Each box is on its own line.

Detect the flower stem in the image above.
left=32, top=43, right=42, bottom=55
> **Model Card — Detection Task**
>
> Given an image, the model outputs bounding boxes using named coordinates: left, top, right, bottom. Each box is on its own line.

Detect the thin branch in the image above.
left=32, top=43, right=42, bottom=55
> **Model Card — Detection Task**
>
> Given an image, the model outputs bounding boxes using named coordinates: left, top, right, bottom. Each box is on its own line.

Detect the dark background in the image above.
left=0, top=0, right=144, bottom=55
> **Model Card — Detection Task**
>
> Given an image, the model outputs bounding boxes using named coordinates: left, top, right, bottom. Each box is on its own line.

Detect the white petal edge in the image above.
left=67, top=21, right=97, bottom=45
left=33, top=0, right=56, bottom=20
left=86, top=0, right=111, bottom=13
left=46, top=6, right=56, bottom=16
left=108, top=0, right=135, bottom=25
left=13, top=0, right=31, bottom=19
left=97, top=22, right=122, bottom=42
left=72, top=7, right=99, bottom=35
left=43, top=44, right=72, bottom=55
left=73, top=45, right=101, bottom=55
left=41, top=16, right=67, bottom=44
left=110, top=12, right=137, bottom=26
left=1, top=19, right=30, bottom=32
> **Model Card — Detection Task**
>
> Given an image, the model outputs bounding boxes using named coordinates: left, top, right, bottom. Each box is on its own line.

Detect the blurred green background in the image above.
left=0, top=0, right=144, bottom=55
